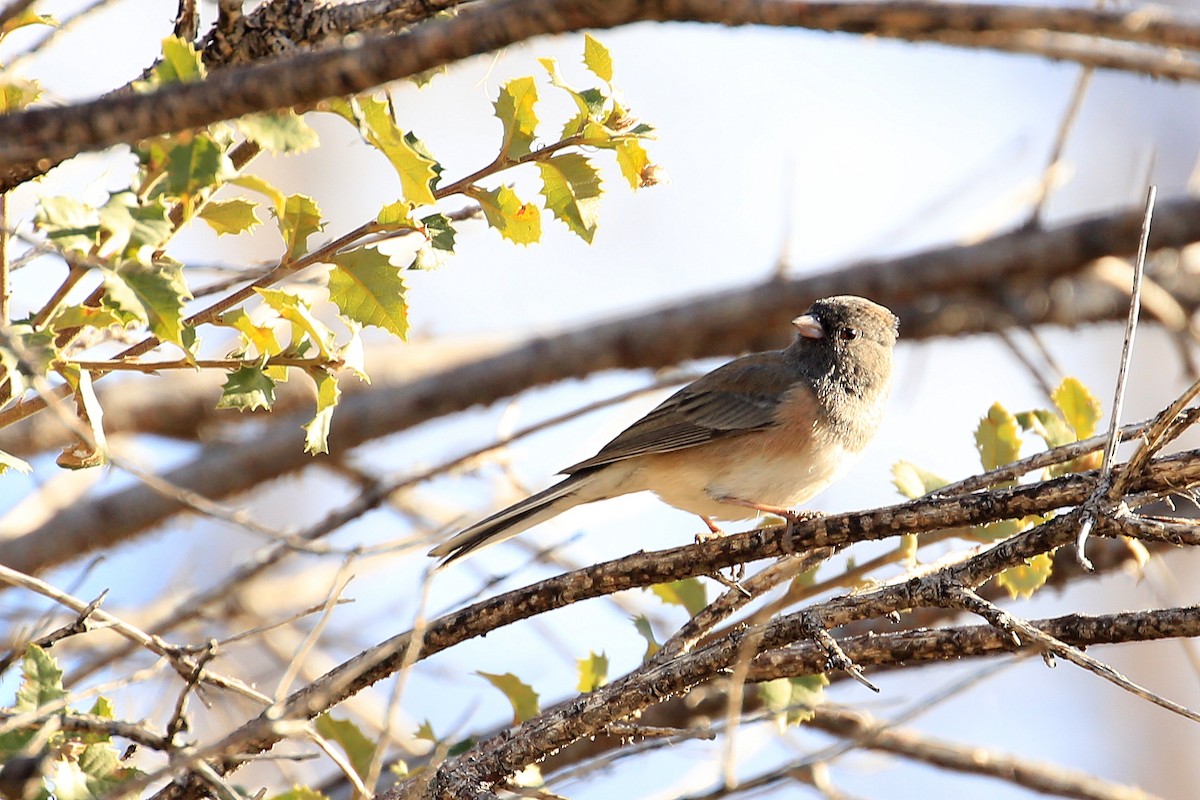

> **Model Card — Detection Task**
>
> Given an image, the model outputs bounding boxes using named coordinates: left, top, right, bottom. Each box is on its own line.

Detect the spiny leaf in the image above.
left=303, top=368, right=341, bottom=455
left=494, top=76, right=539, bottom=159
left=582, top=34, right=614, bottom=82
left=468, top=185, right=540, bottom=245
left=274, top=193, right=323, bottom=263
left=235, top=111, right=319, bottom=154
left=976, top=402, right=1021, bottom=471
left=415, top=720, right=437, bottom=743
left=256, top=288, right=334, bottom=358
left=314, top=714, right=375, bottom=782
left=96, top=192, right=172, bottom=262
left=105, top=262, right=192, bottom=349
left=155, top=36, right=206, bottom=84
left=356, top=96, right=439, bottom=206
left=217, top=364, right=276, bottom=412
left=0, top=8, right=55, bottom=38
left=891, top=460, right=948, bottom=499
left=218, top=308, right=281, bottom=358
left=161, top=133, right=233, bottom=200
left=199, top=198, right=261, bottom=236
left=1016, top=409, right=1075, bottom=450
left=328, top=247, right=409, bottom=338
left=538, top=153, right=602, bottom=243
left=17, top=645, right=65, bottom=712
left=650, top=578, right=707, bottom=616
left=539, top=58, right=606, bottom=124
left=413, top=213, right=456, bottom=270
left=376, top=201, right=416, bottom=229
left=0, top=77, right=42, bottom=113
left=230, top=173, right=286, bottom=211
left=35, top=195, right=100, bottom=255
left=757, top=674, right=828, bottom=729
left=476, top=671, right=539, bottom=725
left=1053, top=377, right=1102, bottom=439
left=614, top=139, right=651, bottom=190
left=575, top=650, right=608, bottom=692
left=996, top=552, right=1054, bottom=599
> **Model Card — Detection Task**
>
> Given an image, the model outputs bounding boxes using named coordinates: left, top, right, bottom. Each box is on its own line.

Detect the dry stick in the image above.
left=1076, top=184, right=1156, bottom=566
left=948, top=585, right=1200, bottom=727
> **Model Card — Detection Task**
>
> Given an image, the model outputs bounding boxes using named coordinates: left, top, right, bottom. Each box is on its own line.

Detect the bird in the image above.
left=430, top=295, right=898, bottom=565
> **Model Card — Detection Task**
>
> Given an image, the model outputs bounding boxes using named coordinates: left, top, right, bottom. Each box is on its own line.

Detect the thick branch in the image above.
left=3, top=1, right=1200, bottom=168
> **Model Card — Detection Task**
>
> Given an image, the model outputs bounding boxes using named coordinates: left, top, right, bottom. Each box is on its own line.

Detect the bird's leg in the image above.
left=693, top=516, right=746, bottom=583
left=714, top=496, right=823, bottom=556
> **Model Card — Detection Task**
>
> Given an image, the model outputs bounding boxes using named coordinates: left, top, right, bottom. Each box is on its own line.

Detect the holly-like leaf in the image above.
left=230, top=173, right=286, bottom=211
left=494, top=76, right=539, bottom=160
left=976, top=402, right=1022, bottom=471
left=891, top=460, right=948, bottom=499
left=199, top=198, right=261, bottom=236
left=161, top=133, right=233, bottom=200
left=376, top=201, right=416, bottom=230
left=235, top=111, right=319, bottom=154
left=650, top=578, right=707, bottom=616
left=314, top=714, right=375, bottom=783
left=355, top=96, right=439, bottom=206
left=583, top=33, right=614, bottom=82
left=538, top=153, right=602, bottom=243
left=256, top=288, right=334, bottom=358
left=0, top=77, right=42, bottom=114
left=275, top=193, right=324, bottom=263
left=17, top=646, right=65, bottom=712
left=0, top=8, right=55, bottom=39
left=575, top=650, right=608, bottom=692
left=35, top=196, right=100, bottom=255
left=996, top=551, right=1054, bottom=599
left=614, top=139, right=652, bottom=190
left=1053, top=377, right=1102, bottom=439
left=1016, top=409, right=1075, bottom=450
left=539, top=58, right=607, bottom=124
left=757, top=674, right=828, bottom=729
left=303, top=368, right=341, bottom=454
left=155, top=35, right=206, bottom=84
left=217, top=308, right=281, bottom=357
left=104, top=262, right=192, bottom=349
left=415, top=720, right=437, bottom=743
left=476, top=671, right=539, bottom=725
left=468, top=185, right=540, bottom=245
left=328, top=247, right=409, bottom=338
left=413, top=213, right=456, bottom=270
left=97, top=192, right=172, bottom=262
left=632, top=615, right=660, bottom=660
left=217, top=364, right=276, bottom=412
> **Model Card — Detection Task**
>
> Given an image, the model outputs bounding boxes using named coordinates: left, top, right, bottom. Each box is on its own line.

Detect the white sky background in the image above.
left=5, top=1, right=1200, bottom=798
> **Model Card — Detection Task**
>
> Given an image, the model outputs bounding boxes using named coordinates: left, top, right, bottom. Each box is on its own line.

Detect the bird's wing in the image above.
left=563, top=351, right=805, bottom=473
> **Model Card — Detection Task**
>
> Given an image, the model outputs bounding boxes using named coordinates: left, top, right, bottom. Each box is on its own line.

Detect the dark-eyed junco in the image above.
left=430, top=295, right=898, bottom=564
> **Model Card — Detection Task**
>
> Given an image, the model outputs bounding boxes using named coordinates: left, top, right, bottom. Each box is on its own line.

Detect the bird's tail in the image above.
left=429, top=471, right=602, bottom=565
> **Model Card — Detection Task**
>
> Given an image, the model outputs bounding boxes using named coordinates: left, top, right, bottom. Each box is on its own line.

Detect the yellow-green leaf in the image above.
left=897, top=533, right=918, bottom=567
left=268, top=787, right=329, bottom=800
left=0, top=448, right=32, bottom=475
left=34, top=195, right=100, bottom=255
left=0, top=77, right=42, bottom=114
left=105, top=262, right=192, bottom=349
left=891, top=460, right=948, bottom=499
left=494, top=76, right=539, bottom=159
left=650, top=578, right=706, bottom=616
left=217, top=308, right=281, bottom=357
left=355, top=96, right=439, bottom=206
left=235, top=111, right=319, bottom=154
left=1015, top=409, right=1075, bottom=450
left=376, top=201, right=416, bottom=229
left=97, top=192, right=172, bottom=263
left=17, top=646, right=65, bottom=712
left=757, top=674, right=828, bottom=729
left=230, top=173, right=286, bottom=211
left=161, top=134, right=233, bottom=200
left=217, top=364, right=276, bottom=412
left=976, top=402, right=1021, bottom=471
left=156, top=36, right=206, bottom=84
left=275, top=193, right=323, bottom=263
left=0, top=8, right=55, bottom=39
left=575, top=650, right=608, bottom=692
left=199, top=198, right=261, bottom=236
left=996, top=552, right=1054, bottom=599
left=538, top=153, right=602, bottom=243
left=1053, top=377, right=1102, bottom=439
left=314, top=714, right=374, bottom=783
left=477, top=671, right=539, bottom=725
left=255, top=288, right=334, bottom=358
left=303, top=368, right=341, bottom=455
left=468, top=185, right=540, bottom=245
left=328, top=247, right=409, bottom=338
left=614, top=139, right=651, bottom=190
left=582, top=34, right=613, bottom=82
left=413, top=212, right=456, bottom=270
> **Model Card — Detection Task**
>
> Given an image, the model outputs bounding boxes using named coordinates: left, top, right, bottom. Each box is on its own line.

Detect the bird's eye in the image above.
left=840, top=327, right=860, bottom=342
